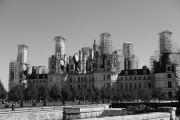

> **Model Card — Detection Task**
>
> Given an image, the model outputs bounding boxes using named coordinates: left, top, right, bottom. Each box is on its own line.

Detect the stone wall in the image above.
left=0, top=110, right=63, bottom=120
left=74, top=112, right=171, bottom=120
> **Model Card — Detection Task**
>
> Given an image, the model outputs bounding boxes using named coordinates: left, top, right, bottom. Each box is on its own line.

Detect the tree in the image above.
left=139, top=88, right=152, bottom=102
left=0, top=80, right=7, bottom=104
left=70, top=87, right=79, bottom=102
left=105, top=87, right=112, bottom=103
left=94, top=87, right=101, bottom=103
left=38, top=86, right=49, bottom=106
left=24, top=83, right=38, bottom=103
left=100, top=87, right=107, bottom=103
left=152, top=87, right=167, bottom=102
left=49, top=84, right=61, bottom=106
left=61, top=86, right=71, bottom=105
left=87, top=86, right=95, bottom=104
left=114, top=89, right=123, bottom=102
left=175, top=86, right=180, bottom=102
left=8, top=85, right=24, bottom=105
left=122, top=89, right=131, bottom=101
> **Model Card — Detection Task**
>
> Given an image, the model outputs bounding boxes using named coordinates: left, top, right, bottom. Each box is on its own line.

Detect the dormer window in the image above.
left=134, top=71, right=137, bottom=75
left=166, top=65, right=171, bottom=72
left=143, top=70, right=146, bottom=75
left=125, top=71, right=128, bottom=75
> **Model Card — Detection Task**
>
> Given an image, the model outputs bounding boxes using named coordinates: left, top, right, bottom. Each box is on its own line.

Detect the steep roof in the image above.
left=118, top=69, right=151, bottom=76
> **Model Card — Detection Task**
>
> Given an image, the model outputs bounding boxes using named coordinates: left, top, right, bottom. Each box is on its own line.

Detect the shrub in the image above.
left=5, top=104, right=9, bottom=108
left=32, top=102, right=36, bottom=106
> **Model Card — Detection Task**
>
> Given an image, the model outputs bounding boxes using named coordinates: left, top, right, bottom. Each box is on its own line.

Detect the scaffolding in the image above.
left=99, top=32, right=113, bottom=55
left=159, top=30, right=180, bottom=87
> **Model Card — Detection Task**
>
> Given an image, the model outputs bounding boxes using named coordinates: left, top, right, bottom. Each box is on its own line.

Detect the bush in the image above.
left=32, top=102, right=36, bottom=106
left=5, top=104, right=9, bottom=108
left=99, top=110, right=136, bottom=117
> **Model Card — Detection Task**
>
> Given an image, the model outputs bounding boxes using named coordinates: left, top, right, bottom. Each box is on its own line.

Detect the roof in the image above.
left=29, top=74, right=48, bottom=79
left=118, top=69, right=151, bottom=76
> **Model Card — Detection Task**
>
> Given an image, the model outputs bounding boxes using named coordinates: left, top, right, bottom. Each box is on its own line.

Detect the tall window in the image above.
left=104, top=75, right=105, bottom=81
left=107, top=75, right=110, bottom=80
left=168, top=81, right=172, bottom=88
left=139, top=76, right=141, bottom=80
left=134, top=83, right=137, bottom=89
left=144, top=83, right=146, bottom=88
left=78, top=77, right=80, bottom=82
left=148, top=83, right=151, bottom=89
left=81, top=77, right=83, bottom=82
left=130, top=83, right=132, bottom=89
left=139, top=83, right=141, bottom=89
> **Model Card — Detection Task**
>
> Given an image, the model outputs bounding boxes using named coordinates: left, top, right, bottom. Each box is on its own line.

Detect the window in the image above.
left=78, top=85, right=80, bottom=89
left=134, top=76, right=136, bottom=80
left=121, top=77, right=123, bottom=80
left=125, top=71, right=128, bottom=75
left=104, top=75, right=105, bottom=81
left=144, top=76, right=146, bottom=80
left=125, top=77, right=127, bottom=80
left=33, top=80, right=35, bottom=83
left=92, top=77, right=94, bottom=82
left=134, top=71, right=137, bottom=75
left=126, top=83, right=128, bottom=89
left=130, top=83, right=132, bottom=89
left=93, top=63, right=95, bottom=68
left=139, top=83, right=141, bottom=89
left=130, top=76, right=132, bottom=80
left=168, top=81, right=172, bottom=88
left=148, top=76, right=151, bottom=80
left=40, top=80, right=42, bottom=83
left=168, top=91, right=172, bottom=99
left=78, top=77, right=80, bottom=82
left=167, top=74, right=171, bottom=78
left=107, top=83, right=110, bottom=88
left=107, top=60, right=110, bottom=65
left=139, top=76, right=141, bottom=80
left=167, top=66, right=171, bottom=71
left=121, top=84, right=123, bottom=90
left=81, top=77, right=83, bottom=82
left=84, top=77, right=86, bottom=82
left=134, top=83, right=137, bottom=89
left=44, top=80, right=45, bottom=83
left=143, top=70, right=146, bottom=75
left=107, top=75, right=110, bottom=80
left=70, top=77, right=72, bottom=83
left=144, top=83, right=146, bottom=88
left=36, top=80, right=38, bottom=83
left=148, top=83, right=151, bottom=89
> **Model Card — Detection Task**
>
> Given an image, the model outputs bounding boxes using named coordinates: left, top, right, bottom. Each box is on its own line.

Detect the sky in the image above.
left=0, top=0, right=180, bottom=91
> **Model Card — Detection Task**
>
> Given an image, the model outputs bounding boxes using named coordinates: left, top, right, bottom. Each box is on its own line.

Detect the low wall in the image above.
left=0, top=104, right=109, bottom=120
left=0, top=110, right=63, bottom=120
left=74, top=112, right=171, bottom=120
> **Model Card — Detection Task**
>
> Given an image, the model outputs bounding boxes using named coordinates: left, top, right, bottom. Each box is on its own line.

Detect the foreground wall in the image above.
left=0, top=110, right=63, bottom=120
left=74, top=112, right=171, bottom=120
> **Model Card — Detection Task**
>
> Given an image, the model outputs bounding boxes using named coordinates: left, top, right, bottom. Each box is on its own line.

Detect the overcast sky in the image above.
left=0, top=0, right=180, bottom=90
